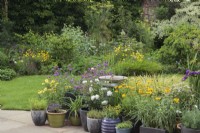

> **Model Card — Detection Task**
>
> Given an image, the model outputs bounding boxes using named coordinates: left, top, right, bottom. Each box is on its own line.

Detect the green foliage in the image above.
left=61, top=25, right=95, bottom=56
left=132, top=96, right=177, bottom=133
left=67, top=96, right=83, bottom=118
left=15, top=30, right=45, bottom=51
left=0, top=51, right=9, bottom=68
left=134, top=21, right=154, bottom=50
left=116, top=121, right=133, bottom=129
left=0, top=20, right=14, bottom=47
left=29, top=98, right=47, bottom=110
left=85, top=1, right=114, bottom=45
left=113, top=59, right=163, bottom=76
left=155, top=6, right=169, bottom=20
left=158, top=24, right=200, bottom=67
left=152, top=1, right=200, bottom=49
left=71, top=56, right=102, bottom=74
left=103, top=105, right=121, bottom=119
left=87, top=110, right=104, bottom=119
left=0, top=68, right=16, bottom=81
left=45, top=32, right=74, bottom=64
left=182, top=109, right=200, bottom=129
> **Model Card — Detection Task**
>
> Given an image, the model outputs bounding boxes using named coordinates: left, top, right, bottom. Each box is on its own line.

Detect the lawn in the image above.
left=0, top=75, right=47, bottom=110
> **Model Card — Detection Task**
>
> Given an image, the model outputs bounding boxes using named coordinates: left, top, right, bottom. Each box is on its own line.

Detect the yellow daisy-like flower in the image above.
left=164, top=87, right=171, bottom=94
left=173, top=98, right=180, bottom=103
left=122, top=94, right=126, bottom=98
left=115, top=90, right=118, bottom=93
left=155, top=97, right=161, bottom=100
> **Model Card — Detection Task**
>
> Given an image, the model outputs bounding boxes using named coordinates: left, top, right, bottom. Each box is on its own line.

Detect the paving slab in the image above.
left=0, top=110, right=88, bottom=133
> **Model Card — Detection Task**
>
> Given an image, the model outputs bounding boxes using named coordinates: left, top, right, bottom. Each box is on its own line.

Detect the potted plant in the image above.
left=115, top=121, right=133, bottom=133
left=87, top=110, right=104, bottom=133
left=46, top=103, right=67, bottom=128
left=101, top=105, right=121, bottom=133
left=30, top=98, right=47, bottom=126
left=38, top=78, right=68, bottom=127
left=180, top=108, right=200, bottom=133
left=67, top=96, right=83, bottom=126
left=134, top=96, right=177, bottom=133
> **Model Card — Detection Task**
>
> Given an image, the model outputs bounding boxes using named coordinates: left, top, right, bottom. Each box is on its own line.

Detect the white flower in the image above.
left=194, top=105, right=198, bottom=108
left=89, top=87, right=93, bottom=92
left=91, top=67, right=95, bottom=70
left=91, top=95, right=96, bottom=101
left=107, top=90, right=113, bottom=96
left=176, top=110, right=182, bottom=114
left=101, top=100, right=108, bottom=105
left=104, top=81, right=109, bottom=84
left=95, top=94, right=100, bottom=100
left=82, top=80, right=87, bottom=84
left=101, top=87, right=108, bottom=91
left=90, top=80, right=93, bottom=83
left=95, top=78, right=100, bottom=82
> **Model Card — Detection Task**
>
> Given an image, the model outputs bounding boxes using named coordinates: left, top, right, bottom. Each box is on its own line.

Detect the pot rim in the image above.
left=46, top=109, right=67, bottom=114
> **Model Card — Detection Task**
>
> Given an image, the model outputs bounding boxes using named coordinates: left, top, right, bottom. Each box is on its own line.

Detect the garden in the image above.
left=0, top=0, right=200, bottom=133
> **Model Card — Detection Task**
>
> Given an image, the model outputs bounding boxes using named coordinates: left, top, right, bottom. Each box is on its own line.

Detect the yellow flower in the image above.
left=155, top=97, right=161, bottom=100
left=45, top=79, right=49, bottom=83
left=122, top=94, right=126, bottom=98
left=164, top=87, right=171, bottom=94
left=138, top=89, right=144, bottom=94
left=173, top=98, right=179, bottom=103
left=115, top=90, right=118, bottom=93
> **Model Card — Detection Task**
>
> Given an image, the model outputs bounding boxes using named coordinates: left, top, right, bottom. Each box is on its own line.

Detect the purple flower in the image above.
left=182, top=69, right=200, bottom=81
left=54, top=71, right=59, bottom=76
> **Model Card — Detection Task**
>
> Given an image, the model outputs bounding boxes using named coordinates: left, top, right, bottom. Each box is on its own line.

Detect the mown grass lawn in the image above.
left=0, top=75, right=47, bottom=110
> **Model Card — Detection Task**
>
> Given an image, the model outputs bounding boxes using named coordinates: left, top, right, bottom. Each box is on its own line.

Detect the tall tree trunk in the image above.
left=2, top=0, right=8, bottom=21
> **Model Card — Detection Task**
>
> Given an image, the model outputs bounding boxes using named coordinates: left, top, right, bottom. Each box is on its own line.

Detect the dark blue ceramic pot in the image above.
left=101, top=117, right=121, bottom=133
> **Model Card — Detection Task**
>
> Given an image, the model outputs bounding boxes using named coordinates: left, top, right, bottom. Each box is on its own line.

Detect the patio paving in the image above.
left=0, top=110, right=88, bottom=133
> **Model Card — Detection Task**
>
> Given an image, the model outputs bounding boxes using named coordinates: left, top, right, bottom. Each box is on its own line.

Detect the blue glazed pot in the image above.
left=101, top=118, right=121, bottom=133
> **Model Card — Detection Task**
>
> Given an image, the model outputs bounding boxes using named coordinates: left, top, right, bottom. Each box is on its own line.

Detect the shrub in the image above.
left=0, top=51, right=9, bottom=68
left=158, top=24, right=200, bottom=68
left=0, top=68, right=16, bottom=80
left=113, top=59, right=163, bottom=76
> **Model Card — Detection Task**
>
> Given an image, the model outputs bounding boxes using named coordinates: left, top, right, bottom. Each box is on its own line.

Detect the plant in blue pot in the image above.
left=115, top=121, right=133, bottom=133
left=101, top=105, right=121, bottom=133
